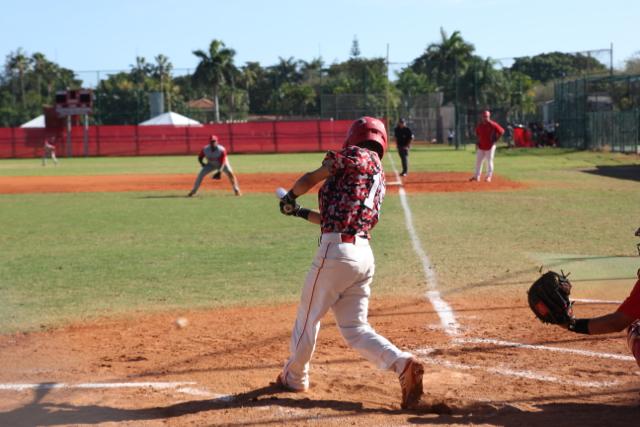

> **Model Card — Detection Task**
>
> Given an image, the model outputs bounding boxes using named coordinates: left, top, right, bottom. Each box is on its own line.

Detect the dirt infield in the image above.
left=0, top=291, right=637, bottom=426
left=3, top=171, right=637, bottom=426
left=0, top=172, right=525, bottom=195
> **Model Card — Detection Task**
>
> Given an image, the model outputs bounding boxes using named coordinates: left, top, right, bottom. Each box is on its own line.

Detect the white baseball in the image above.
left=275, top=187, right=287, bottom=199
left=175, top=317, right=189, bottom=328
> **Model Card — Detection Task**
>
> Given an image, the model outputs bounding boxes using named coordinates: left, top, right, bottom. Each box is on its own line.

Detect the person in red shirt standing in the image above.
left=275, top=117, right=424, bottom=409
left=471, top=110, right=504, bottom=182
left=562, top=227, right=640, bottom=366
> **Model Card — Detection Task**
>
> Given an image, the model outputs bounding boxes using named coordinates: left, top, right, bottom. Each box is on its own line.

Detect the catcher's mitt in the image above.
left=527, top=271, right=573, bottom=325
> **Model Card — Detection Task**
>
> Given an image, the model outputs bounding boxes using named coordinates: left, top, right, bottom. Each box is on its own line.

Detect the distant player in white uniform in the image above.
left=42, top=137, right=58, bottom=166
left=188, top=134, right=241, bottom=197
left=275, top=117, right=424, bottom=409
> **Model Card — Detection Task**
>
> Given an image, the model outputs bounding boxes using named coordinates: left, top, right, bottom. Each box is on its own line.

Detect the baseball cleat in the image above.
left=485, top=176, right=492, bottom=182
left=469, top=176, right=479, bottom=182
left=234, top=189, right=242, bottom=196
left=399, top=358, right=424, bottom=409
left=275, top=372, right=308, bottom=392
left=187, top=191, right=195, bottom=197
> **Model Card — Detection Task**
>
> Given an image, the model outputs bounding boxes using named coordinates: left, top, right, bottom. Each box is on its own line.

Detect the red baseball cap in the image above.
left=209, top=134, right=218, bottom=142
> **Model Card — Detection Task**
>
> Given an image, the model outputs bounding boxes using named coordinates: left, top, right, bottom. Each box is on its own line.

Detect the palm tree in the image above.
left=412, top=28, right=475, bottom=103
left=192, top=40, right=237, bottom=122
left=130, top=56, right=151, bottom=87
left=153, top=54, right=173, bottom=110
left=241, top=61, right=261, bottom=112
left=6, top=48, right=32, bottom=108
left=32, top=52, right=58, bottom=103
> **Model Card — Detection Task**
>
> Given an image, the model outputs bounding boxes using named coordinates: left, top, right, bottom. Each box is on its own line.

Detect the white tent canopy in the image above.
left=20, top=115, right=45, bottom=128
left=139, top=111, right=202, bottom=126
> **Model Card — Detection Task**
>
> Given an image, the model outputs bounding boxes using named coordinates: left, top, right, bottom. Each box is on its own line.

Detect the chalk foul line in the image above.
left=387, top=154, right=460, bottom=336
left=0, top=381, right=233, bottom=400
left=455, top=337, right=635, bottom=361
left=414, top=348, right=620, bottom=389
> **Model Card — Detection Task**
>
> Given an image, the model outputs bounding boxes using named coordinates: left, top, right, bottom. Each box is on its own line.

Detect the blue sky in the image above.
left=1, top=0, right=638, bottom=84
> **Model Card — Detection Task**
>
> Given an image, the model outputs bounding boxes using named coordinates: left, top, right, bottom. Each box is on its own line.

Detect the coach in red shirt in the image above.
left=471, top=110, right=504, bottom=182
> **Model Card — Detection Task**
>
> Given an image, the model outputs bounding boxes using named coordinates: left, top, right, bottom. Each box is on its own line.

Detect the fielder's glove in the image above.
left=527, top=271, right=574, bottom=325
left=212, top=170, right=222, bottom=180
left=279, top=190, right=299, bottom=216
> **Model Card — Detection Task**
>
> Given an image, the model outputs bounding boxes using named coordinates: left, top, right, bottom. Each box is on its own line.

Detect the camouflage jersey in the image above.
left=318, top=145, right=385, bottom=236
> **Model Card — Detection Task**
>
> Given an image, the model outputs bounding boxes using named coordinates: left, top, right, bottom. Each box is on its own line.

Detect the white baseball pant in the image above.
left=190, top=162, right=237, bottom=194
left=281, top=232, right=414, bottom=391
left=474, top=145, right=497, bottom=180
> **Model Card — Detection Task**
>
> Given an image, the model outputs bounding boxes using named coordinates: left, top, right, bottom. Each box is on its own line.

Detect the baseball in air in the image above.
left=175, top=317, right=189, bottom=328
left=275, top=187, right=287, bottom=199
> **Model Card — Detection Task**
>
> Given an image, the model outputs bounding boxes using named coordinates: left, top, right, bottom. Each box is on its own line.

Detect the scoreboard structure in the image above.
left=54, top=89, right=94, bottom=157
left=55, top=89, right=93, bottom=117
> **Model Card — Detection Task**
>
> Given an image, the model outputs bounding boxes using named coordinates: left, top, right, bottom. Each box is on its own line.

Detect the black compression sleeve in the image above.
left=568, top=318, right=590, bottom=334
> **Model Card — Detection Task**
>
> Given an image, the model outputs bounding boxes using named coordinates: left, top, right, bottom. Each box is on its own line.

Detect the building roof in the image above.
left=139, top=111, right=202, bottom=126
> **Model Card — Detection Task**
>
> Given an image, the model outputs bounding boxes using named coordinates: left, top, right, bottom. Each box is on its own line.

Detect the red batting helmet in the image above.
left=344, top=116, right=388, bottom=158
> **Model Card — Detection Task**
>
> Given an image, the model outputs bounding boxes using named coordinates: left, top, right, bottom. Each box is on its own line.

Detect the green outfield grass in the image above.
left=1, top=147, right=639, bottom=333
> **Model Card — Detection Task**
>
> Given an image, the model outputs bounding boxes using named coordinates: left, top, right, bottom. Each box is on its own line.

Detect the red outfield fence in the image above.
left=0, top=119, right=352, bottom=159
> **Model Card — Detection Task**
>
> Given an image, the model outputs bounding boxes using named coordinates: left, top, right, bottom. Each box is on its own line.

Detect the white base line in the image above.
left=455, top=337, right=635, bottom=362
left=387, top=154, right=460, bottom=336
left=0, top=381, right=229, bottom=399
left=573, top=298, right=623, bottom=304
left=414, top=349, right=620, bottom=388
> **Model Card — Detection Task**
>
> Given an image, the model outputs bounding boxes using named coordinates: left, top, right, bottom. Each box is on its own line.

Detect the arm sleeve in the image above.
left=617, top=280, right=640, bottom=319
left=198, top=150, right=205, bottom=162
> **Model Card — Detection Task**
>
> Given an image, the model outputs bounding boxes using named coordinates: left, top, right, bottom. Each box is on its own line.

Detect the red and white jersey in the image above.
left=617, top=279, right=640, bottom=320
left=199, top=144, right=227, bottom=167
left=475, top=120, right=505, bottom=150
left=318, top=145, right=385, bottom=236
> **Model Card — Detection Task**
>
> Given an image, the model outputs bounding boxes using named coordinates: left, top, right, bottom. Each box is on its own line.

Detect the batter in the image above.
left=276, top=116, right=424, bottom=409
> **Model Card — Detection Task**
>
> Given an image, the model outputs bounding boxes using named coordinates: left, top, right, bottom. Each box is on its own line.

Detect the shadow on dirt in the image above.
left=1, top=383, right=638, bottom=426
left=583, top=165, right=640, bottom=182
left=409, top=397, right=640, bottom=427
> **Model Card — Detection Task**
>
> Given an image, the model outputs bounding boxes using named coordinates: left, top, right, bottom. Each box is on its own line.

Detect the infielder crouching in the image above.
left=276, top=117, right=424, bottom=409
left=188, top=134, right=241, bottom=197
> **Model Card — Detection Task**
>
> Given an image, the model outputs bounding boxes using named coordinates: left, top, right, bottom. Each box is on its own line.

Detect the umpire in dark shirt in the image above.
left=394, top=118, right=414, bottom=176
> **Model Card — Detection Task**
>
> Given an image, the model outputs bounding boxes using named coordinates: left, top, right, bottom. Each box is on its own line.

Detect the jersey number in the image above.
left=364, top=173, right=382, bottom=209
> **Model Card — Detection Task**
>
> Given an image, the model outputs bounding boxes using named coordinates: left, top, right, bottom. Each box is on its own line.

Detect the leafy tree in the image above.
left=511, top=52, right=608, bottom=83
left=192, top=39, right=237, bottom=122
left=274, top=82, right=316, bottom=116
left=94, top=71, right=144, bottom=124
left=0, top=50, right=80, bottom=126
left=624, top=52, right=640, bottom=75
left=395, top=68, right=435, bottom=97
